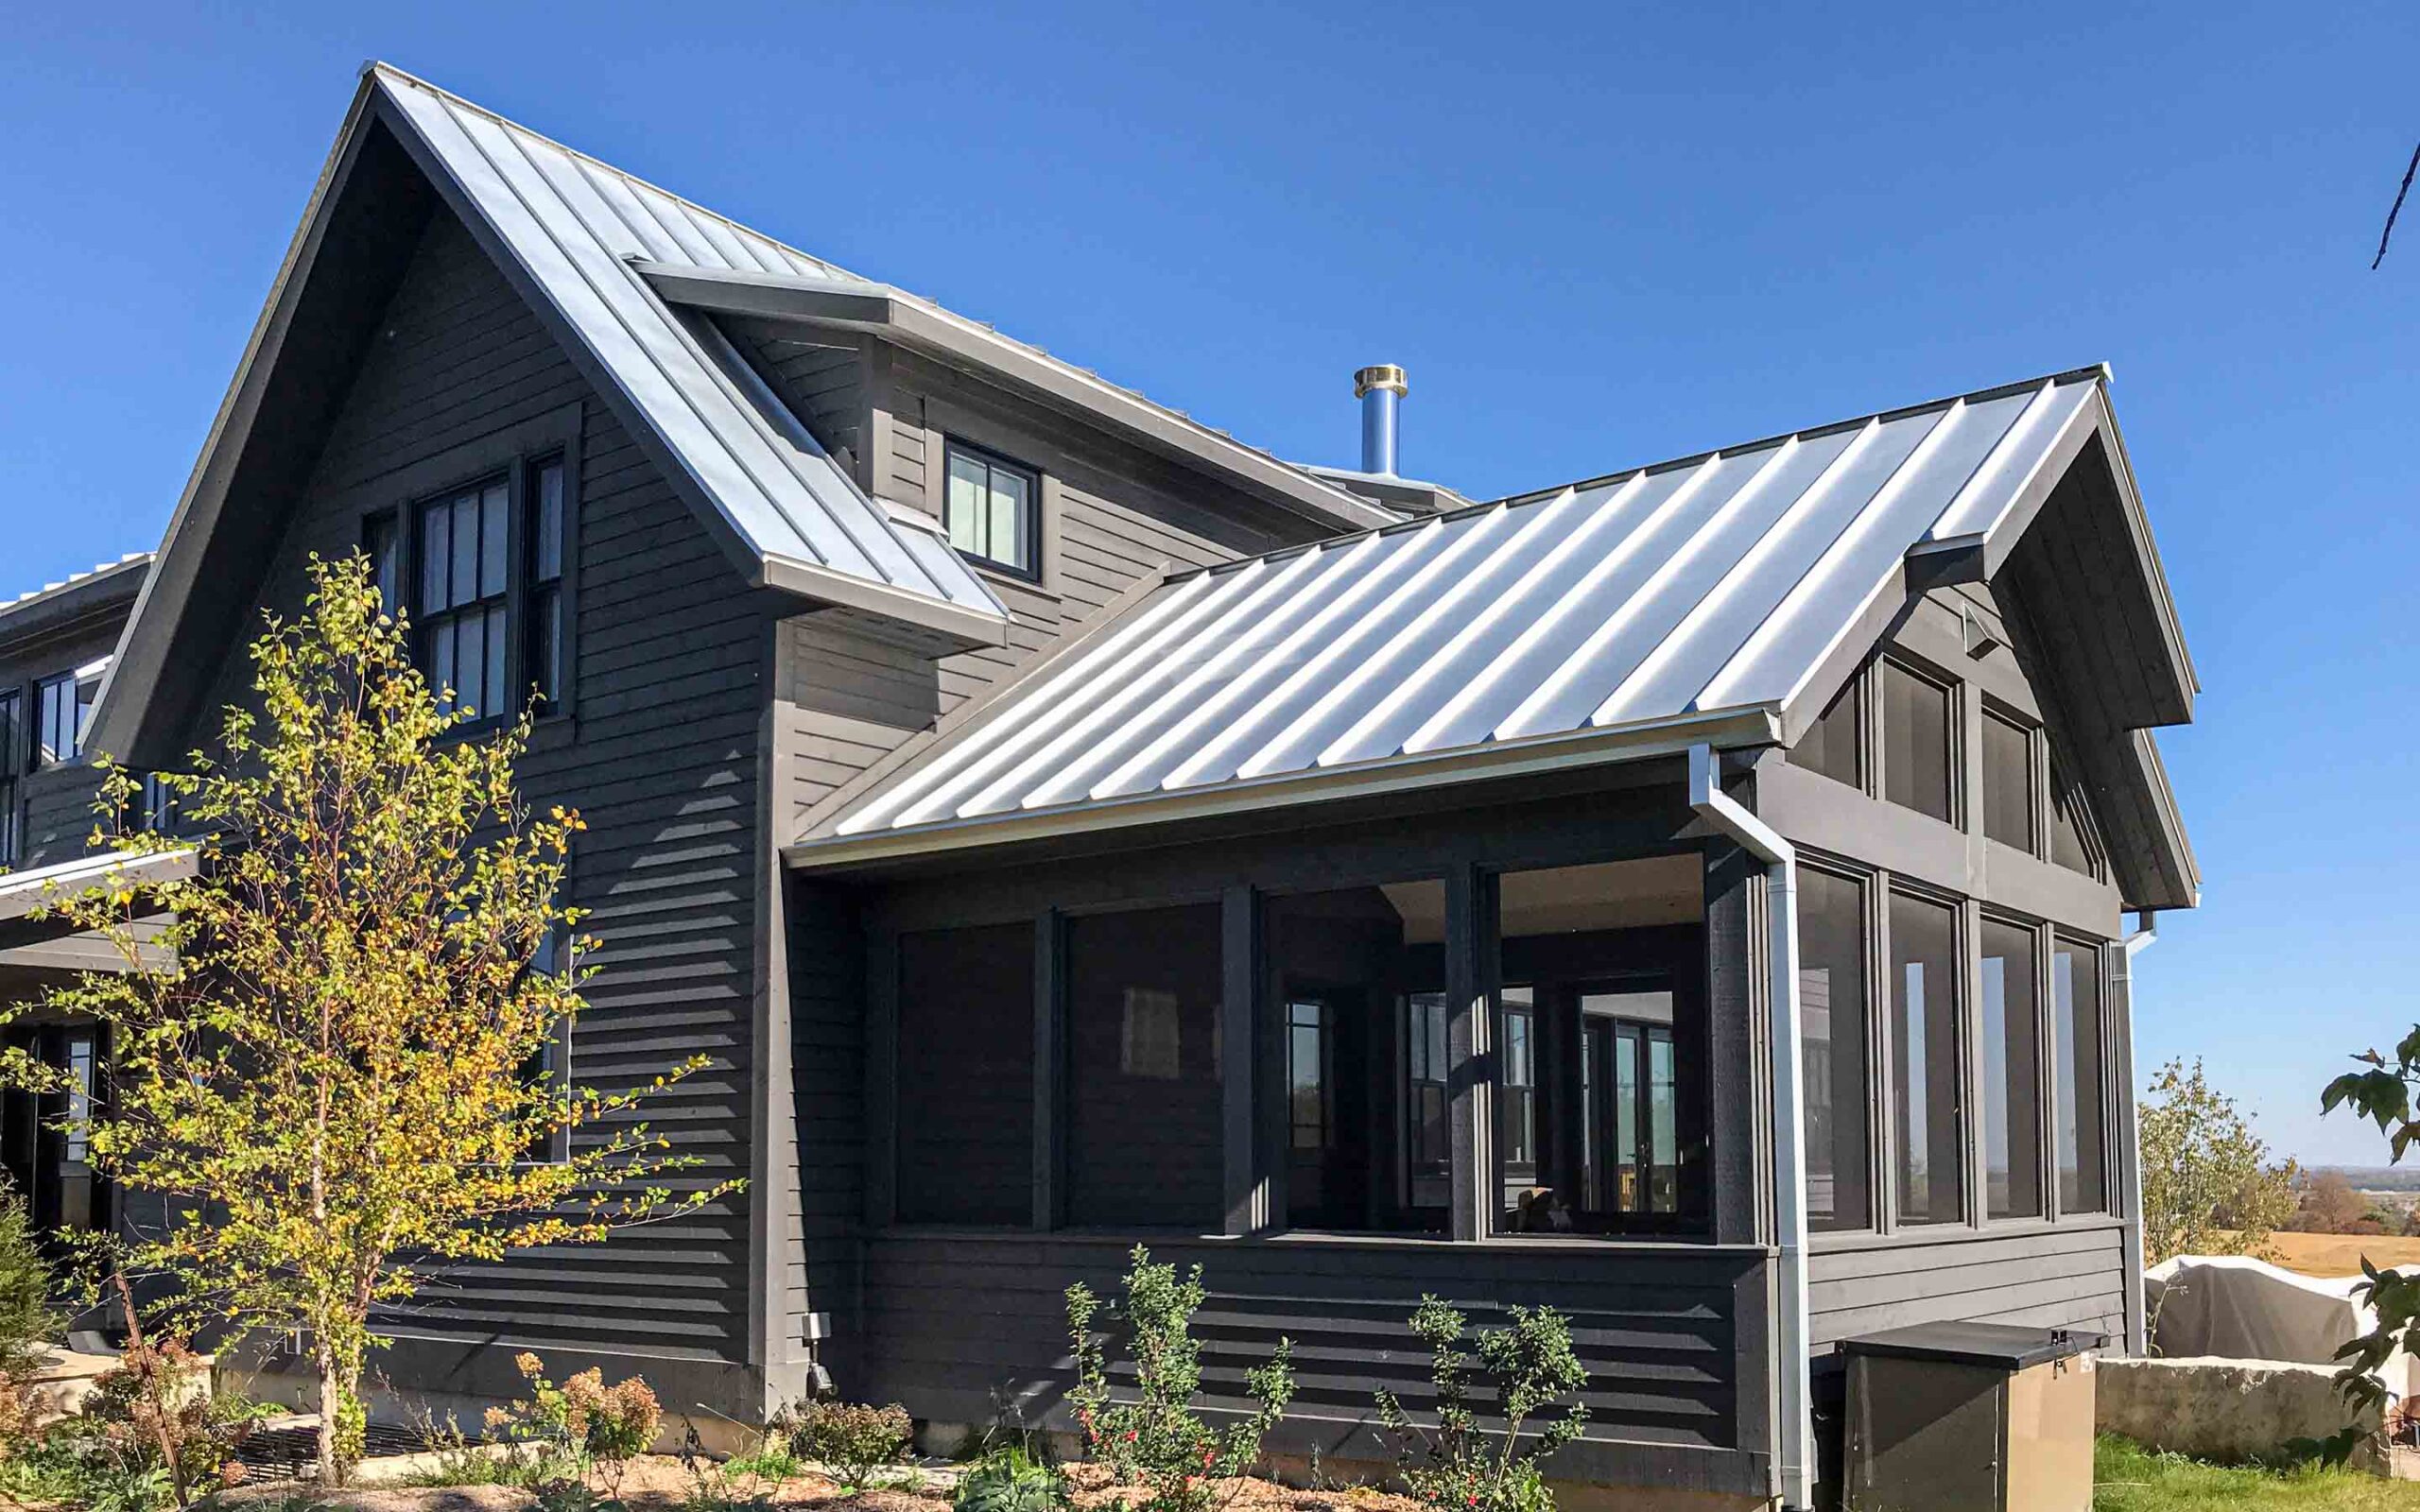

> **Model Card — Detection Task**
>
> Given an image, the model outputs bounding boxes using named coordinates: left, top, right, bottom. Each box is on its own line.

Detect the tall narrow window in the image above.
left=0, top=689, right=19, bottom=866
left=527, top=458, right=567, bottom=708
left=2054, top=938, right=2107, bottom=1213
left=1405, top=992, right=1450, bottom=1212
left=944, top=441, right=1039, bottom=576
left=1891, top=893, right=1963, bottom=1225
left=1799, top=868, right=1872, bottom=1230
left=418, top=478, right=511, bottom=722
left=1981, top=712, right=2036, bottom=850
left=1979, top=919, right=2044, bottom=1219
left=1498, top=989, right=1537, bottom=1184
left=1881, top=660, right=1953, bottom=823
left=365, top=510, right=402, bottom=613
left=1789, top=677, right=1862, bottom=787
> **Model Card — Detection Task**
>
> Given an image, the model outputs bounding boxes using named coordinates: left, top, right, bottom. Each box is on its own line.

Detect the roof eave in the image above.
left=787, top=704, right=1781, bottom=872
left=633, top=260, right=1397, bottom=538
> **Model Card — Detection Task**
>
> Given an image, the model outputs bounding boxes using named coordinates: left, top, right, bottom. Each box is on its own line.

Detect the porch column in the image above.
left=1703, top=843, right=1765, bottom=1247
left=1221, top=885, right=1268, bottom=1235
left=1031, top=909, right=1064, bottom=1231
left=1444, top=865, right=1495, bottom=1242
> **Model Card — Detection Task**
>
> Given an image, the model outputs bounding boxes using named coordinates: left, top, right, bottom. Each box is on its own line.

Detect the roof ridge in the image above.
left=362, top=60, right=853, bottom=283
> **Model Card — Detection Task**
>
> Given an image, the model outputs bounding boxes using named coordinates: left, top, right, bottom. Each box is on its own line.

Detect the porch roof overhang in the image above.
left=788, top=366, right=2198, bottom=907
left=0, top=848, right=196, bottom=953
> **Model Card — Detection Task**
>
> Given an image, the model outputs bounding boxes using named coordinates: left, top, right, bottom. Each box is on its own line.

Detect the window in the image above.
left=1890, top=893, right=1962, bottom=1225
left=1288, top=1001, right=1329, bottom=1154
left=1880, top=660, right=1953, bottom=823
left=527, top=458, right=568, bottom=709
left=384, top=452, right=574, bottom=727
left=1799, top=867, right=1872, bottom=1231
left=2054, top=938, right=2107, bottom=1213
left=1981, top=712, right=2036, bottom=850
left=1064, top=904, right=1222, bottom=1227
left=0, top=689, right=18, bottom=866
left=33, top=663, right=100, bottom=769
left=1979, top=919, right=2044, bottom=1219
left=944, top=441, right=1039, bottom=576
left=897, top=924, right=1034, bottom=1225
left=419, top=477, right=510, bottom=722
left=1789, top=678, right=1862, bottom=787
left=1405, top=991, right=1451, bottom=1215
left=1498, top=989, right=1537, bottom=1177
left=1586, top=992, right=1680, bottom=1222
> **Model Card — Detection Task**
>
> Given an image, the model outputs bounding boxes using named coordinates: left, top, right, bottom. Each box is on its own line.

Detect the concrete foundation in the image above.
left=2097, top=1356, right=2382, bottom=1472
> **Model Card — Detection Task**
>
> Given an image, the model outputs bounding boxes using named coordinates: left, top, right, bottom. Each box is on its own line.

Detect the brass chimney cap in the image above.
left=1353, top=364, right=1409, bottom=399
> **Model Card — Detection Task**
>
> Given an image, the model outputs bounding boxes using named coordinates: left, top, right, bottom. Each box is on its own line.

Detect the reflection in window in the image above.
left=1891, top=893, right=1962, bottom=1225
left=1881, top=660, right=1952, bottom=822
left=2055, top=939, right=2107, bottom=1213
left=944, top=442, right=1039, bottom=575
left=1065, top=905, right=1222, bottom=1228
left=1979, top=919, right=2043, bottom=1219
left=418, top=478, right=512, bottom=721
left=898, top=924, right=1034, bottom=1225
left=1498, top=989, right=1536, bottom=1177
left=1267, top=882, right=1445, bottom=1230
left=1799, top=868, right=1871, bottom=1230
left=1981, top=712, right=2035, bottom=850
left=1789, top=678, right=1861, bottom=787
left=1583, top=993, right=1679, bottom=1221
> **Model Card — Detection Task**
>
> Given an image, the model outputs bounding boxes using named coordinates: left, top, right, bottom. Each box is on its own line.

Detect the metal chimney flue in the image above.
left=1355, top=364, right=1409, bottom=475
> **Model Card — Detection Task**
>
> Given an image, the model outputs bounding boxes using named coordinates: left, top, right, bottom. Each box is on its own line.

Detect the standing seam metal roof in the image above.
left=832, top=369, right=2112, bottom=838
left=369, top=65, right=1007, bottom=627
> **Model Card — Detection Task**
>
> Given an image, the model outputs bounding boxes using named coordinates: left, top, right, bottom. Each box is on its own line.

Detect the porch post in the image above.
left=864, top=931, right=899, bottom=1229
left=1031, top=909, right=1064, bottom=1231
left=1703, top=844, right=1765, bottom=1247
left=1221, top=885, right=1266, bottom=1235
left=1444, top=865, right=1495, bottom=1242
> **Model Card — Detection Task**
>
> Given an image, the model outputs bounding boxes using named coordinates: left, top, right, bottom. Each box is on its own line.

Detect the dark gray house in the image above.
left=23, top=62, right=2195, bottom=1511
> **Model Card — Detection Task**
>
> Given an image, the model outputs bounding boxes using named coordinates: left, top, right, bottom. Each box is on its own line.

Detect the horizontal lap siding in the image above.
left=178, top=209, right=767, bottom=1371
left=1806, top=1223, right=2128, bottom=1348
left=9, top=611, right=144, bottom=870
left=787, top=882, right=865, bottom=1383
left=847, top=1234, right=1762, bottom=1488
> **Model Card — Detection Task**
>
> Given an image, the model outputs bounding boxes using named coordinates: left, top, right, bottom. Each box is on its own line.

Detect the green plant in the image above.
left=720, top=1442, right=804, bottom=1483
left=678, top=1423, right=782, bottom=1512
left=777, top=1397, right=916, bottom=1493
left=0, top=1183, right=56, bottom=1388
left=954, top=1445, right=1067, bottom=1512
left=1065, top=1245, right=1294, bottom=1512
left=5, top=553, right=738, bottom=1486
left=2140, top=1058, right=2299, bottom=1264
left=473, top=1351, right=663, bottom=1498
left=1374, top=1296, right=1589, bottom=1512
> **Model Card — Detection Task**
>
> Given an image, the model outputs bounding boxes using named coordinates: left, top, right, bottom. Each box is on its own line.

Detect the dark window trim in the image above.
left=1876, top=651, right=1962, bottom=829
left=2049, top=930, right=2116, bottom=1220
left=1797, top=851, right=1880, bottom=1234
left=942, top=437, right=1044, bottom=582
left=1974, top=908, right=2049, bottom=1226
left=1979, top=698, right=2044, bottom=857
left=347, top=405, right=583, bottom=732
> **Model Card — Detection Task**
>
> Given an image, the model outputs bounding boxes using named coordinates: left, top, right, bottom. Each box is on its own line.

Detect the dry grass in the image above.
left=2259, top=1231, right=2420, bottom=1280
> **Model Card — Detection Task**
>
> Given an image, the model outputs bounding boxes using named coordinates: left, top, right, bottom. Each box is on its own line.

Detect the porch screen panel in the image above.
left=1979, top=919, right=2044, bottom=1219
left=1890, top=893, right=1963, bottom=1225
left=1492, top=855, right=1706, bottom=1236
left=1065, top=904, right=1223, bottom=1228
left=1881, top=660, right=1952, bottom=823
left=2054, top=937, right=2107, bottom=1213
left=1798, top=868, right=1871, bottom=1231
left=896, top=924, right=1035, bottom=1225
left=1267, top=881, right=1445, bottom=1232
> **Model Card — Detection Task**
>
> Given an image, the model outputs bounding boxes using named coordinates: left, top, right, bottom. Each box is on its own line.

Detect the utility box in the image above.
left=1841, top=1321, right=2101, bottom=1512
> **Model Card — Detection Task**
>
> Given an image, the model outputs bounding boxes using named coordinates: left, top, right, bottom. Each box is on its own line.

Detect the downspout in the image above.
left=2114, top=911, right=2158, bottom=1357
left=1687, top=746, right=1812, bottom=1512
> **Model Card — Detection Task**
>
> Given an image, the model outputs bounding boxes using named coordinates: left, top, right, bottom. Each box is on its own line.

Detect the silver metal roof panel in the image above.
left=828, top=369, right=2139, bottom=844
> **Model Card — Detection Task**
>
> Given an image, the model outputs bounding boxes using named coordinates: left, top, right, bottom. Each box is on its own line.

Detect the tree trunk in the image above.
left=315, top=1344, right=347, bottom=1486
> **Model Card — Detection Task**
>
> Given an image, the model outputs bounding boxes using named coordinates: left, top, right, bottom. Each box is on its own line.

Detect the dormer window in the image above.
left=33, top=661, right=104, bottom=769
left=943, top=440, right=1039, bottom=577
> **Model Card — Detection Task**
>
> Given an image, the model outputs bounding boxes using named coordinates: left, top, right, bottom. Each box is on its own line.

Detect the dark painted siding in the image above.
left=843, top=1232, right=1768, bottom=1498
left=1807, top=1222, right=2128, bottom=1347
left=163, top=206, right=769, bottom=1376
left=788, top=878, right=865, bottom=1385
left=8, top=610, right=138, bottom=871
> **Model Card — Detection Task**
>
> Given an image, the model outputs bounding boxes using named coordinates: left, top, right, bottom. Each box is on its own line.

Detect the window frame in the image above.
left=942, top=438, right=1044, bottom=581
left=1797, top=854, right=1879, bottom=1233
left=2050, top=932, right=2113, bottom=1217
left=0, top=687, right=19, bottom=867
left=365, top=441, right=579, bottom=732
left=1979, top=703, right=2042, bottom=855
left=1975, top=910, right=2049, bottom=1223
left=1876, top=653, right=1961, bottom=827
left=1883, top=882, right=1967, bottom=1228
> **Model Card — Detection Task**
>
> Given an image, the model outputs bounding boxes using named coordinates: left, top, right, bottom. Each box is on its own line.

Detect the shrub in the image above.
left=1374, top=1296, right=1589, bottom=1512
left=954, top=1444, right=1066, bottom=1512
left=478, top=1351, right=662, bottom=1496
left=82, top=1337, right=274, bottom=1504
left=1065, top=1245, right=1294, bottom=1512
left=0, top=1184, right=55, bottom=1387
left=2140, top=1058, right=2298, bottom=1263
left=779, top=1398, right=915, bottom=1493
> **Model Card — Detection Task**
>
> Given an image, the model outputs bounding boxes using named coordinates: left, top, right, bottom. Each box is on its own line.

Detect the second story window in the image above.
left=943, top=441, right=1039, bottom=577
left=33, top=662, right=102, bottom=769
left=0, top=689, right=18, bottom=866
left=1880, top=658, right=1953, bottom=824
left=367, top=450, right=575, bottom=727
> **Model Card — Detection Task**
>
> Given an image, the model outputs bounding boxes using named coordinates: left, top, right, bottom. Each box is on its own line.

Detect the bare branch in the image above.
left=2375, top=141, right=2420, bottom=270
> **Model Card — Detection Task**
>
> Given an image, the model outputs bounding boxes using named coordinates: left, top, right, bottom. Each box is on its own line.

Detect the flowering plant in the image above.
left=1374, top=1297, right=1586, bottom=1512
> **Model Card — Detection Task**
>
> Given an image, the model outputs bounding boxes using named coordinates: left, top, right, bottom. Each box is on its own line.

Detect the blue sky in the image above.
left=3, top=4, right=2413, bottom=1162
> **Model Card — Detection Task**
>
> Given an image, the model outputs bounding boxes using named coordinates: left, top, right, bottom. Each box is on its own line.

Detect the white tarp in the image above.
left=2147, top=1254, right=2413, bottom=1397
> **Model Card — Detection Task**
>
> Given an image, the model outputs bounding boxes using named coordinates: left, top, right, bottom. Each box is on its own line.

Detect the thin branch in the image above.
left=2375, top=141, right=2420, bottom=270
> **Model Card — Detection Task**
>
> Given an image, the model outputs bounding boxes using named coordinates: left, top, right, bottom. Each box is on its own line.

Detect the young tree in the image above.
left=2316, top=1032, right=2420, bottom=1458
left=15, top=554, right=738, bottom=1485
left=2292, top=1170, right=2374, bottom=1235
left=2138, top=1058, right=2298, bottom=1263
